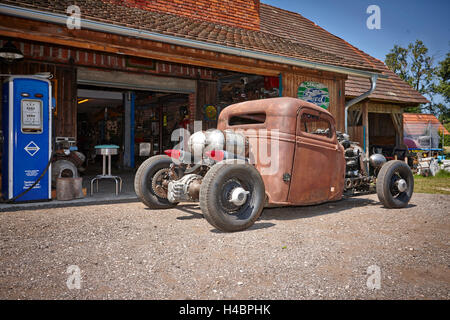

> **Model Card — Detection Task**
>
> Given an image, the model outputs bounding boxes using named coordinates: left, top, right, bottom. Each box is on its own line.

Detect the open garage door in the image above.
left=77, top=67, right=196, bottom=93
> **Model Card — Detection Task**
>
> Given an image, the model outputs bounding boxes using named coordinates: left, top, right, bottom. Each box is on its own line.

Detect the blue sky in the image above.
left=263, top=0, right=450, bottom=64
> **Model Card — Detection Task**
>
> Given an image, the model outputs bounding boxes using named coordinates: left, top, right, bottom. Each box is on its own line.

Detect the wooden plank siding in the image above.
left=0, top=15, right=284, bottom=77
left=347, top=125, right=364, bottom=148
left=369, top=113, right=397, bottom=146
left=0, top=60, right=77, bottom=137
left=345, top=101, right=405, bottom=153
left=282, top=72, right=347, bottom=131
left=0, top=15, right=354, bottom=139
left=368, top=102, right=404, bottom=114
left=196, top=80, right=218, bottom=130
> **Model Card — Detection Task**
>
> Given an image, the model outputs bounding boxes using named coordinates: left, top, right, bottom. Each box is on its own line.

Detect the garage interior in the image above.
left=347, top=101, right=405, bottom=163
left=42, top=64, right=277, bottom=201
left=70, top=85, right=192, bottom=198
left=368, top=112, right=398, bottom=159
left=76, top=86, right=191, bottom=168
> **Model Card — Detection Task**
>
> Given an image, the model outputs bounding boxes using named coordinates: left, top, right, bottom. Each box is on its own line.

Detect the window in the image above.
left=229, top=113, right=266, bottom=126
left=300, top=113, right=333, bottom=138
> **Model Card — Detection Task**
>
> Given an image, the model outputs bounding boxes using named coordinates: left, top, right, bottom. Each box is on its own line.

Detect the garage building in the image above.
left=0, top=0, right=427, bottom=169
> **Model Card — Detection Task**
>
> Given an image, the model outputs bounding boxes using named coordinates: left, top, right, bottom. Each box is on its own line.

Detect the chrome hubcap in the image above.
left=395, top=179, right=407, bottom=193
left=229, top=187, right=249, bottom=206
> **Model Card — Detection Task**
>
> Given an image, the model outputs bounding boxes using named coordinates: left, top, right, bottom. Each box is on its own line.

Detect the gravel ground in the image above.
left=0, top=193, right=449, bottom=300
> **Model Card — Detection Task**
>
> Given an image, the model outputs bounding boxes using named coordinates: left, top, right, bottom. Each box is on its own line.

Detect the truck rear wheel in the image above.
left=376, top=160, right=414, bottom=208
left=199, top=160, right=265, bottom=232
left=134, top=155, right=178, bottom=209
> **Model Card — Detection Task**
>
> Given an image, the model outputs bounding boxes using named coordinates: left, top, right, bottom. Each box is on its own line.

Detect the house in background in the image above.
left=0, top=0, right=427, bottom=167
left=403, top=113, right=449, bottom=150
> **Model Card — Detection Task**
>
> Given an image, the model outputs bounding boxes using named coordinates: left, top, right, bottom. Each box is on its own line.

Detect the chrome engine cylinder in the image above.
left=369, top=153, right=387, bottom=168
left=167, top=174, right=203, bottom=203
left=223, top=130, right=247, bottom=156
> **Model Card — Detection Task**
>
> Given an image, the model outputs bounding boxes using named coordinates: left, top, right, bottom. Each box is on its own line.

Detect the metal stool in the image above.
left=90, top=145, right=123, bottom=196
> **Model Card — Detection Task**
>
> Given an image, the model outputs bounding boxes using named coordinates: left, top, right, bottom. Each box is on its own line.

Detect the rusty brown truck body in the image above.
left=135, top=97, right=414, bottom=232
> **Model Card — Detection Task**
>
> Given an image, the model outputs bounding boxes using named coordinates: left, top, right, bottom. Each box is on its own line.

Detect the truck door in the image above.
left=288, top=107, right=341, bottom=205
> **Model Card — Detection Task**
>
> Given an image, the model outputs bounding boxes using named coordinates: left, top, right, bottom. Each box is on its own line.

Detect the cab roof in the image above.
left=218, top=97, right=334, bottom=135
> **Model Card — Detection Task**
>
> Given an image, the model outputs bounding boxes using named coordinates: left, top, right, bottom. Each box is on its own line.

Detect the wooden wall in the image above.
left=368, top=102, right=404, bottom=147
left=346, top=100, right=405, bottom=152
left=0, top=60, right=77, bottom=138
left=282, top=71, right=346, bottom=131
left=369, top=113, right=397, bottom=146
left=348, top=125, right=364, bottom=147
left=196, top=80, right=218, bottom=130
left=56, top=66, right=77, bottom=138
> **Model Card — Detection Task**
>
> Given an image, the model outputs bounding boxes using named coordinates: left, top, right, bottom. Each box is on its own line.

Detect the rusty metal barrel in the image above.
left=56, top=177, right=84, bottom=201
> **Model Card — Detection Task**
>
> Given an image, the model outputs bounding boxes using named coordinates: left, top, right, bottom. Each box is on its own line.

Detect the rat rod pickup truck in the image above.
left=135, top=97, right=414, bottom=232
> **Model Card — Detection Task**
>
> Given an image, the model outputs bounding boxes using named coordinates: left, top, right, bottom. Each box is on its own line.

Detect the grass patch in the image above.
left=444, top=146, right=450, bottom=156
left=414, top=170, right=450, bottom=194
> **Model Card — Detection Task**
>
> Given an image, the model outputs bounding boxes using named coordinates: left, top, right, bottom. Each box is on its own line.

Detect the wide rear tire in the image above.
left=199, top=160, right=265, bottom=232
left=376, top=160, right=414, bottom=208
left=134, top=155, right=178, bottom=209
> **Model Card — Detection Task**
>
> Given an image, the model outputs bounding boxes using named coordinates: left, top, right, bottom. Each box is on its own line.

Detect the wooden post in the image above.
left=390, top=112, right=403, bottom=149
left=159, top=105, right=163, bottom=154
left=124, top=91, right=135, bottom=168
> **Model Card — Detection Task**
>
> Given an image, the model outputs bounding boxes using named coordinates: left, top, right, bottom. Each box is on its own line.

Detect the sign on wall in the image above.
left=203, top=104, right=218, bottom=121
left=297, top=81, right=330, bottom=109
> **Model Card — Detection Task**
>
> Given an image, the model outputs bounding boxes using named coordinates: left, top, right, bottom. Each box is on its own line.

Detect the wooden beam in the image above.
left=291, top=66, right=347, bottom=81
left=0, top=15, right=286, bottom=76
left=390, top=113, right=401, bottom=134
left=390, top=113, right=403, bottom=147
left=347, top=107, right=362, bottom=126
left=368, top=102, right=403, bottom=114
left=348, top=110, right=354, bottom=126
left=354, top=109, right=362, bottom=126
left=355, top=113, right=362, bottom=126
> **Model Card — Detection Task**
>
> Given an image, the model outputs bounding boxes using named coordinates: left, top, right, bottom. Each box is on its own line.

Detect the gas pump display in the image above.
left=2, top=76, right=52, bottom=202
left=21, top=99, right=43, bottom=132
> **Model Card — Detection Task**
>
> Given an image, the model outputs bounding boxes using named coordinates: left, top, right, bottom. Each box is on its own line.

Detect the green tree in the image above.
left=385, top=40, right=441, bottom=114
left=385, top=45, right=410, bottom=83
left=409, top=41, right=435, bottom=98
left=432, top=53, right=450, bottom=122
left=434, top=53, right=450, bottom=103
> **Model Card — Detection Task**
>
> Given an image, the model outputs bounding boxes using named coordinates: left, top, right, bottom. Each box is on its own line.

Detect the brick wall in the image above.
left=104, top=0, right=260, bottom=30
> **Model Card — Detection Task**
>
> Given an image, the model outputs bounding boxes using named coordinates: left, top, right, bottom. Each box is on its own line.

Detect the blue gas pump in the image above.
left=2, top=76, right=52, bottom=202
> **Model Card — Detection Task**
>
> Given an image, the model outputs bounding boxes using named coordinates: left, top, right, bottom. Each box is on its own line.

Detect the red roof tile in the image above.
left=0, top=0, right=382, bottom=74
left=0, top=0, right=428, bottom=105
left=403, top=113, right=449, bottom=135
left=259, top=3, right=428, bottom=105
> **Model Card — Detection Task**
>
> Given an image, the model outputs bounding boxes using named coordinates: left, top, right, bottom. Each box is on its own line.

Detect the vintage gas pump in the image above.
left=1, top=76, right=52, bottom=202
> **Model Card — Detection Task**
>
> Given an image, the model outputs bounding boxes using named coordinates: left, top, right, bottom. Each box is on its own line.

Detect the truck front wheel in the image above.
left=199, top=160, right=265, bottom=232
left=376, top=160, right=414, bottom=208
